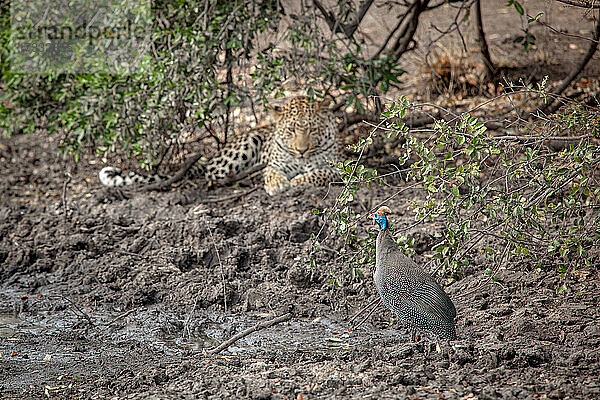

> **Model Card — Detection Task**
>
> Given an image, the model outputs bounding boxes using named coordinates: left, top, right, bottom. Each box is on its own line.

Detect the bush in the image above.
left=0, top=0, right=410, bottom=168
left=1, top=1, right=285, bottom=166
left=319, top=87, right=600, bottom=287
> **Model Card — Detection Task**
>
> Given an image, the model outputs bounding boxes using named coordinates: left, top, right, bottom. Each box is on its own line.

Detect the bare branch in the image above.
left=371, top=8, right=411, bottom=60
left=540, top=13, right=600, bottom=113
left=390, top=0, right=431, bottom=61
left=353, top=0, right=376, bottom=34
left=60, top=295, right=94, bottom=326
left=530, top=12, right=600, bottom=43
left=352, top=301, right=384, bottom=329
left=312, top=0, right=375, bottom=38
left=200, top=186, right=259, bottom=204
left=491, top=134, right=592, bottom=142
left=348, top=296, right=380, bottom=325
left=554, top=0, right=600, bottom=8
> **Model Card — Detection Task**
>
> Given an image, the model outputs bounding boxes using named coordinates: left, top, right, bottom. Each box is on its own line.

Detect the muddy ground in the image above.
left=2, top=1, right=600, bottom=399
left=2, top=125, right=600, bottom=400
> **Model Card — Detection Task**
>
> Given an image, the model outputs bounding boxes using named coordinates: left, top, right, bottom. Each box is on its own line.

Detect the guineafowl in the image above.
left=372, top=206, right=457, bottom=340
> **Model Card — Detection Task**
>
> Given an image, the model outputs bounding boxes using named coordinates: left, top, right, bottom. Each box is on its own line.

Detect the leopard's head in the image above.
left=270, top=96, right=337, bottom=158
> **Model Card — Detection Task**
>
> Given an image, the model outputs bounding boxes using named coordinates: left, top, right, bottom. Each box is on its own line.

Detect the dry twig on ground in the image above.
left=207, top=312, right=293, bottom=355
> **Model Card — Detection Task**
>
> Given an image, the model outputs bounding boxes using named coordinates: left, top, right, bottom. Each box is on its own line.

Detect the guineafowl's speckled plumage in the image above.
left=372, top=206, right=457, bottom=340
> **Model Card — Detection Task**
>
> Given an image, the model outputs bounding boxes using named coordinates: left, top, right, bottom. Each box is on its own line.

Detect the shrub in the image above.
left=319, top=87, right=600, bottom=287
left=0, top=0, right=409, bottom=167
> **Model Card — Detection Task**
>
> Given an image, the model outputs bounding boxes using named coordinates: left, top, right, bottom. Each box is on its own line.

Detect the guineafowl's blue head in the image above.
left=372, top=206, right=391, bottom=230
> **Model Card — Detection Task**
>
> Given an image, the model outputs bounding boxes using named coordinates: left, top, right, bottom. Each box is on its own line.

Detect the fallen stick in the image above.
left=61, top=172, right=72, bottom=220
left=207, top=312, right=292, bottom=355
left=60, top=295, right=94, bottom=326
left=347, top=296, right=379, bottom=325
left=353, top=302, right=383, bottom=330
left=105, top=309, right=136, bottom=328
left=201, top=186, right=259, bottom=204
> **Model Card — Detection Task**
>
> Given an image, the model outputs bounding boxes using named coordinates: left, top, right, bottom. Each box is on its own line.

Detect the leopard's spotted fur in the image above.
left=99, top=95, right=341, bottom=196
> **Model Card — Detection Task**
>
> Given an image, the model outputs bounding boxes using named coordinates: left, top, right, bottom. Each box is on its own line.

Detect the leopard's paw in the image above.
left=264, top=169, right=290, bottom=196
left=290, top=170, right=337, bottom=188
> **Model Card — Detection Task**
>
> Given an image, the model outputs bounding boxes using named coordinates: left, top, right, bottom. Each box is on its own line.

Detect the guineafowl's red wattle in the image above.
left=372, top=206, right=457, bottom=340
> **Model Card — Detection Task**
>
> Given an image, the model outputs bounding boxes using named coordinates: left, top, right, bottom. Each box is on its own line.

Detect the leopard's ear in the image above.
left=317, top=95, right=333, bottom=110
left=267, top=104, right=283, bottom=119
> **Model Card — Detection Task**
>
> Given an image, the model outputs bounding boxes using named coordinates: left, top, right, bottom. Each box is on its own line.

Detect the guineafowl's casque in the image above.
left=372, top=206, right=457, bottom=340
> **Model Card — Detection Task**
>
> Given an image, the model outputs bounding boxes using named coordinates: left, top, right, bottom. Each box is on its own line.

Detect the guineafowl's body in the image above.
left=373, top=207, right=457, bottom=340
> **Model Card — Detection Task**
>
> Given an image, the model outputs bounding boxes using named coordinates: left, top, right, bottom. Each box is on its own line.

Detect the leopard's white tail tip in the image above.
left=99, top=166, right=125, bottom=187
left=99, top=166, right=163, bottom=187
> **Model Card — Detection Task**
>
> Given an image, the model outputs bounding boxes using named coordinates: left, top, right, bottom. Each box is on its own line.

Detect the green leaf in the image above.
left=528, top=12, right=543, bottom=23
left=381, top=79, right=389, bottom=93
left=508, top=0, right=524, bottom=15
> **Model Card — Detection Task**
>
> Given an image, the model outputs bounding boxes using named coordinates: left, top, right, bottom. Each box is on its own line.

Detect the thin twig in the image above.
left=61, top=172, right=72, bottom=220
left=348, top=296, right=380, bottom=325
left=105, top=309, right=136, bottom=328
left=353, top=302, right=383, bottom=330
left=207, top=312, right=292, bottom=355
left=492, top=133, right=593, bottom=142
left=60, top=295, right=94, bottom=326
left=554, top=0, right=600, bottom=8
left=530, top=11, right=600, bottom=43
left=556, top=0, right=600, bottom=8
left=455, top=241, right=511, bottom=298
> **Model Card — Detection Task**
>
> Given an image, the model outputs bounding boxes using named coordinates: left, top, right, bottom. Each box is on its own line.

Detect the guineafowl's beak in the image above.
left=370, top=213, right=377, bottom=225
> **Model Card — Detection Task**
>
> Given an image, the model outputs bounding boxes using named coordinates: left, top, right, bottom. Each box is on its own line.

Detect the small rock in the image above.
left=287, top=264, right=316, bottom=288
left=394, top=345, right=414, bottom=359
left=255, top=391, right=272, bottom=400
left=325, top=377, right=342, bottom=388
left=424, top=369, right=435, bottom=380
left=352, top=360, right=370, bottom=374
left=568, top=351, right=584, bottom=367
left=153, top=369, right=169, bottom=385
left=454, top=347, right=474, bottom=366
left=289, top=216, right=320, bottom=243
left=263, top=370, right=276, bottom=379
left=411, top=231, right=433, bottom=254
left=548, top=389, right=564, bottom=399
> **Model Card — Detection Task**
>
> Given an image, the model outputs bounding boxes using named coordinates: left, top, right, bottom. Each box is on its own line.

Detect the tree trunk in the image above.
left=473, top=0, right=495, bottom=81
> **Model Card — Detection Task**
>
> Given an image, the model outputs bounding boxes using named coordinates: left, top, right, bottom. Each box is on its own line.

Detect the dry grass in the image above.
left=405, top=42, right=488, bottom=100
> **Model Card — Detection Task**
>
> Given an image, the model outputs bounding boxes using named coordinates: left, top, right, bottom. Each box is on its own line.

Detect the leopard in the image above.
left=99, top=95, right=342, bottom=196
